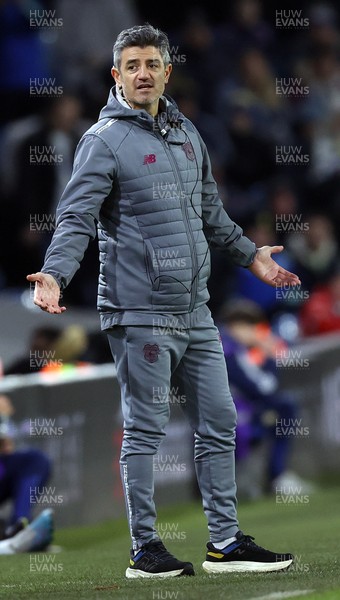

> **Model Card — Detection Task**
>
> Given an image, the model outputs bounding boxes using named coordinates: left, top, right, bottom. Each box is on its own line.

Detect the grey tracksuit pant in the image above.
left=107, top=306, right=239, bottom=550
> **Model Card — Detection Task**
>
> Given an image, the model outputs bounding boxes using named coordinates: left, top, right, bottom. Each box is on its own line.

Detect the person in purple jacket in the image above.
left=217, top=300, right=303, bottom=497
left=0, top=395, right=53, bottom=553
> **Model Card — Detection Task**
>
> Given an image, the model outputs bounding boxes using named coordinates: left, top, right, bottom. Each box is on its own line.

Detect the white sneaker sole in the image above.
left=126, top=567, right=186, bottom=578
left=202, top=559, right=293, bottom=573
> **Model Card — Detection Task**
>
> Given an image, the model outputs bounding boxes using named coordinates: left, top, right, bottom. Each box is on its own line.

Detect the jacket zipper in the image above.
left=158, top=134, right=198, bottom=312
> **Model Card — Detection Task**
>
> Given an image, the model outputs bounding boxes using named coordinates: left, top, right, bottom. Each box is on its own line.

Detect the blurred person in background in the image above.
left=286, top=213, right=340, bottom=293
left=4, top=324, right=89, bottom=376
left=267, top=180, right=303, bottom=246
left=4, top=325, right=61, bottom=376
left=167, top=8, right=223, bottom=113
left=54, top=0, right=141, bottom=119
left=0, top=0, right=54, bottom=126
left=26, top=23, right=300, bottom=578
left=1, top=94, right=96, bottom=302
left=39, top=324, right=90, bottom=373
left=215, top=0, right=276, bottom=71
left=299, top=269, right=340, bottom=337
left=295, top=41, right=340, bottom=226
left=213, top=47, right=294, bottom=227
left=217, top=300, right=313, bottom=498
left=79, top=331, right=112, bottom=365
left=219, top=104, right=277, bottom=223
left=232, top=219, right=298, bottom=320
left=215, top=47, right=293, bottom=146
left=293, top=5, right=340, bottom=87
left=0, top=394, right=53, bottom=552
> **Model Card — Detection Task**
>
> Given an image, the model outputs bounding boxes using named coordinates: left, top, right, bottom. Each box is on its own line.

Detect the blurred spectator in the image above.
left=167, top=8, right=223, bottom=113
left=4, top=324, right=90, bottom=376
left=1, top=94, right=98, bottom=305
left=0, top=0, right=54, bottom=125
left=217, top=299, right=313, bottom=497
left=79, top=331, right=112, bottom=365
left=215, top=47, right=292, bottom=145
left=215, top=0, right=276, bottom=69
left=0, top=394, right=52, bottom=531
left=286, top=213, right=340, bottom=292
left=268, top=179, right=302, bottom=245
left=4, top=326, right=61, bottom=375
left=2, top=95, right=89, bottom=289
left=54, top=0, right=141, bottom=118
left=296, top=42, right=340, bottom=215
left=213, top=46, right=296, bottom=223
left=221, top=104, right=277, bottom=222
left=232, top=220, right=298, bottom=319
left=293, top=4, right=340, bottom=77
left=299, top=270, right=340, bottom=336
left=40, top=324, right=90, bottom=373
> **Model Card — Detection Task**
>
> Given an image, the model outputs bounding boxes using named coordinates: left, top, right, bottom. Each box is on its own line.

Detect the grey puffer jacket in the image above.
left=42, top=87, right=256, bottom=329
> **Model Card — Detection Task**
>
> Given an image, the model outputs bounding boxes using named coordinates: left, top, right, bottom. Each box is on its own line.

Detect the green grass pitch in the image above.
left=0, top=486, right=339, bottom=600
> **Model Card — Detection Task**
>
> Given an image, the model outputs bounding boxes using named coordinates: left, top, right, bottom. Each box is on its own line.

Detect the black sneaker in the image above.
left=1, top=517, right=28, bottom=540
left=202, top=530, right=294, bottom=573
left=126, top=539, right=195, bottom=578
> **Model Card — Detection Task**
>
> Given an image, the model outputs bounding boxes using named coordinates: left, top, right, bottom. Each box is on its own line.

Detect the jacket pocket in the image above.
left=143, top=238, right=160, bottom=291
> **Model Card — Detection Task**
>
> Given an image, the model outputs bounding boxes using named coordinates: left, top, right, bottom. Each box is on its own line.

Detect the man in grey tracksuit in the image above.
left=28, top=24, right=298, bottom=578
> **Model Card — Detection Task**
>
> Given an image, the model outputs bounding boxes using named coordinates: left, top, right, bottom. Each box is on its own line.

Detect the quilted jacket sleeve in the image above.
left=41, top=134, right=117, bottom=289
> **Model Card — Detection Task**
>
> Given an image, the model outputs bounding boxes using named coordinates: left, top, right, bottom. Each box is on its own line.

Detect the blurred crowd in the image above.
left=1, top=0, right=340, bottom=343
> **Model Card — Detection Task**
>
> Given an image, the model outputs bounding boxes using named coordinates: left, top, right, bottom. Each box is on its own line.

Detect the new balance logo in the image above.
left=143, top=153, right=156, bottom=165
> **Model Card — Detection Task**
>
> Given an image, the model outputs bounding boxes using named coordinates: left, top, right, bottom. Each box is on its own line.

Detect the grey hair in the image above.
left=113, top=23, right=171, bottom=70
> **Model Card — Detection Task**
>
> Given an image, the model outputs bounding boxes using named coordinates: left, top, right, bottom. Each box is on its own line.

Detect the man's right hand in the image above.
left=26, top=272, right=66, bottom=314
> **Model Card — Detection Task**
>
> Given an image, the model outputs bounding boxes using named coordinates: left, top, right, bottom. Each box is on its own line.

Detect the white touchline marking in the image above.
left=248, top=590, right=314, bottom=600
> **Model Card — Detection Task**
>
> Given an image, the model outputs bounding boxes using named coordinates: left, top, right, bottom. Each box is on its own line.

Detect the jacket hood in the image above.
left=98, top=86, right=185, bottom=129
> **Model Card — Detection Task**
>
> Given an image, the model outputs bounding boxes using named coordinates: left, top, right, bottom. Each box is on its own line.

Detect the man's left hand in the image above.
left=248, top=246, right=301, bottom=287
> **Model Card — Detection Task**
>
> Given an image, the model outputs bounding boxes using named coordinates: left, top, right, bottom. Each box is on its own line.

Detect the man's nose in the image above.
left=138, top=65, right=149, bottom=79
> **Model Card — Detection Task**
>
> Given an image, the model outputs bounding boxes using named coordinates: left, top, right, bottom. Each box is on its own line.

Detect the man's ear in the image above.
left=164, top=63, right=172, bottom=84
left=111, top=67, right=120, bottom=84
